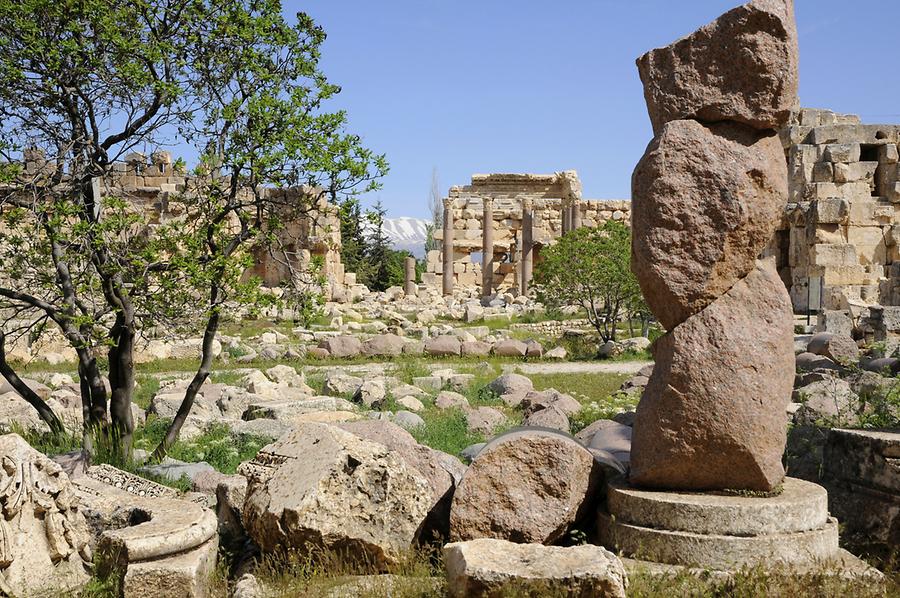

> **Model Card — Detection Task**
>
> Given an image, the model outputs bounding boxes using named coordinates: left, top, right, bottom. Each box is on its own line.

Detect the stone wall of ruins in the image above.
left=424, top=172, right=630, bottom=292
left=777, top=108, right=900, bottom=312
left=23, top=150, right=349, bottom=300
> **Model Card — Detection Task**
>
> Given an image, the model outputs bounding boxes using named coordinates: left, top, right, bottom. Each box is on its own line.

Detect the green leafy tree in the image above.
left=534, top=221, right=643, bottom=344
left=0, top=0, right=386, bottom=460
left=338, top=196, right=372, bottom=283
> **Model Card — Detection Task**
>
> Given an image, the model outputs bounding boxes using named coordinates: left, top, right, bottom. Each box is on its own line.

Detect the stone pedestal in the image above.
left=597, top=477, right=876, bottom=576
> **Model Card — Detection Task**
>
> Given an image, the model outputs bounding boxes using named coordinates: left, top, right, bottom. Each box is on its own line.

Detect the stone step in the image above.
left=606, top=477, right=829, bottom=536
left=597, top=513, right=839, bottom=570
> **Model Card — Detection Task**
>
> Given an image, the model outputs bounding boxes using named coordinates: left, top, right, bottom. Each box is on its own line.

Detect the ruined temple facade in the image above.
left=22, top=150, right=350, bottom=300
left=775, top=108, right=900, bottom=313
left=424, top=172, right=630, bottom=295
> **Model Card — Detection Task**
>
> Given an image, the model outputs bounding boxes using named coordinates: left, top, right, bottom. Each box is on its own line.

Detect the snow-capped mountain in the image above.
left=381, top=217, right=430, bottom=257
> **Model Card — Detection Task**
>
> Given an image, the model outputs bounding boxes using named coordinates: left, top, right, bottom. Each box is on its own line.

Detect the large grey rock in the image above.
left=449, top=431, right=600, bottom=544
left=464, top=407, right=506, bottom=436
left=323, top=372, right=363, bottom=397
left=637, top=0, right=798, bottom=133
left=520, top=389, right=582, bottom=417
left=335, top=420, right=466, bottom=540
left=425, top=335, right=462, bottom=357
left=492, top=339, right=528, bottom=358
left=0, top=434, right=91, bottom=595
left=362, top=334, right=405, bottom=357
left=806, top=332, right=859, bottom=365
left=630, top=260, right=794, bottom=491
left=522, top=406, right=570, bottom=432
left=632, top=119, right=788, bottom=330
left=793, top=378, right=860, bottom=426
left=443, top=539, right=627, bottom=598
left=319, top=335, right=363, bottom=358
left=486, top=373, right=533, bottom=397
left=240, top=423, right=431, bottom=568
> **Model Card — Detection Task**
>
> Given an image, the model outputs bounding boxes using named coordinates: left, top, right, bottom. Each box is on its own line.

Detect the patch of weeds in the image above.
left=530, top=372, right=629, bottom=405
left=409, top=408, right=484, bottom=457
left=212, top=369, right=247, bottom=387
left=393, top=359, right=431, bottom=384
left=255, top=546, right=443, bottom=598
left=135, top=421, right=267, bottom=475
left=570, top=391, right=640, bottom=434
left=627, top=562, right=897, bottom=597
left=132, top=375, right=160, bottom=410
left=10, top=422, right=81, bottom=455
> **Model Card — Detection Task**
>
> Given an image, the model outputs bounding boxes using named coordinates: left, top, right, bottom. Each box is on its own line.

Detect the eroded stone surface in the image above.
left=449, top=431, right=600, bottom=544
left=0, top=434, right=91, bottom=596
left=637, top=0, right=798, bottom=133
left=629, top=260, right=794, bottom=491
left=240, top=423, right=431, bottom=568
left=444, top=539, right=627, bottom=598
left=632, top=119, right=788, bottom=330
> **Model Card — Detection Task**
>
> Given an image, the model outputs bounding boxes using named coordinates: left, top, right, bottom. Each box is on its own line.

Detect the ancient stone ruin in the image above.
left=629, top=0, right=798, bottom=492
left=776, top=108, right=900, bottom=312
left=424, top=172, right=630, bottom=295
left=17, top=150, right=350, bottom=300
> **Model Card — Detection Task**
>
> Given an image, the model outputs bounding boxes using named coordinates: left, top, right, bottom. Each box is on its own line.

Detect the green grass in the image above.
left=132, top=375, right=160, bottom=410
left=408, top=408, right=485, bottom=456
left=530, top=372, right=632, bottom=433
left=134, top=419, right=268, bottom=475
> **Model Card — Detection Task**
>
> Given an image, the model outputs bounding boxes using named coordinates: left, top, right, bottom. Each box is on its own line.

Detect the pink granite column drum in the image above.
left=629, top=0, right=799, bottom=492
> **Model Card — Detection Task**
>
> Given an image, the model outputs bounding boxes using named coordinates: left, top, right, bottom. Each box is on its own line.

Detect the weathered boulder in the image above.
left=524, top=340, right=544, bottom=358
left=793, top=378, right=860, bottom=426
left=396, top=396, right=425, bottom=412
left=0, top=434, right=91, bottom=595
left=335, top=420, right=466, bottom=540
left=240, top=423, right=431, bottom=568
left=806, top=332, right=860, bottom=365
left=523, top=406, right=570, bottom=432
left=352, top=378, right=387, bottom=408
left=637, top=0, right=798, bottom=134
left=265, top=364, right=304, bottom=387
left=323, top=372, right=363, bottom=397
left=320, top=335, right=363, bottom=358
left=630, top=260, right=794, bottom=491
left=486, top=373, right=533, bottom=397
left=362, top=334, right=405, bottom=357
left=492, top=339, right=528, bottom=358
left=520, top=389, right=582, bottom=417
left=449, top=431, right=600, bottom=544
left=632, top=119, right=788, bottom=330
left=425, top=335, right=462, bottom=357
left=795, top=351, right=840, bottom=372
left=464, top=407, right=507, bottom=436
left=435, top=391, right=470, bottom=410
left=444, top=539, right=627, bottom=598
left=393, top=410, right=426, bottom=431
left=460, top=341, right=492, bottom=357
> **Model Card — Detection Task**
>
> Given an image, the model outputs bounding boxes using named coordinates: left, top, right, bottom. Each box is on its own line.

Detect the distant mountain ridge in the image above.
left=381, top=216, right=430, bottom=257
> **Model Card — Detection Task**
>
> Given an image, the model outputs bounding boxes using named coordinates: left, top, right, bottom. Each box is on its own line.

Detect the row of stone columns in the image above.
left=439, top=197, right=579, bottom=298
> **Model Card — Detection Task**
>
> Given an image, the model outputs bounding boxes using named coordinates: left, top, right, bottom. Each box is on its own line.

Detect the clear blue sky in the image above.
left=290, top=0, right=900, bottom=218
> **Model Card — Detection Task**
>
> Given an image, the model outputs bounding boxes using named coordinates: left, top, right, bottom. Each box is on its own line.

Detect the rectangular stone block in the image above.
left=811, top=161, right=834, bottom=183
left=849, top=198, right=877, bottom=224
left=846, top=225, right=887, bottom=247
left=822, top=265, right=870, bottom=285
left=810, top=244, right=857, bottom=267
left=811, top=198, right=849, bottom=224
left=824, top=143, right=861, bottom=163
left=834, top=161, right=878, bottom=184
left=879, top=144, right=899, bottom=164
